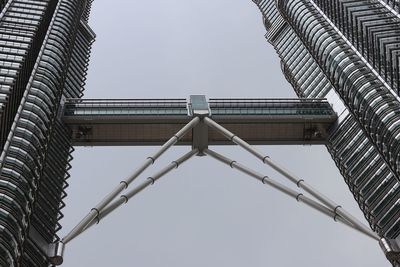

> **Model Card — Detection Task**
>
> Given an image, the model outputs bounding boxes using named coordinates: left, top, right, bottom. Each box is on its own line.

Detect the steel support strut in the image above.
left=203, top=117, right=378, bottom=240
left=54, top=111, right=383, bottom=265
left=51, top=149, right=197, bottom=265
left=81, top=149, right=198, bottom=234
left=204, top=149, right=379, bottom=240
left=62, top=117, right=199, bottom=245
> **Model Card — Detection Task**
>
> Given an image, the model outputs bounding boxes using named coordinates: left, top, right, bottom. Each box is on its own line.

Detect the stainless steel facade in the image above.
left=0, top=0, right=94, bottom=266
left=252, top=0, right=400, bottom=263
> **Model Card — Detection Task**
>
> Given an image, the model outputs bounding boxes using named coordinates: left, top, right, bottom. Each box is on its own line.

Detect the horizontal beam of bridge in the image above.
left=62, top=97, right=337, bottom=146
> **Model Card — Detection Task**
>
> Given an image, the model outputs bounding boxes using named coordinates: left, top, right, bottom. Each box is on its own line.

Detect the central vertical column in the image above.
left=189, top=95, right=210, bottom=155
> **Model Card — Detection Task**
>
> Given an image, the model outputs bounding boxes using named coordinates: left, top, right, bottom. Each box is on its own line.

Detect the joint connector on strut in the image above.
left=48, top=241, right=65, bottom=265
left=380, top=238, right=400, bottom=262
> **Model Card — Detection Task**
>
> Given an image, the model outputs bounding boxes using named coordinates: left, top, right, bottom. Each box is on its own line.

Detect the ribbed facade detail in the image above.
left=64, top=20, right=95, bottom=99
left=313, top=0, right=400, bottom=95
left=0, top=0, right=94, bottom=265
left=82, top=0, right=93, bottom=23
left=277, top=0, right=400, bottom=178
left=274, top=26, right=334, bottom=98
left=0, top=0, right=57, bottom=151
left=252, top=0, right=400, bottom=254
left=328, top=114, right=400, bottom=239
left=253, top=1, right=334, bottom=98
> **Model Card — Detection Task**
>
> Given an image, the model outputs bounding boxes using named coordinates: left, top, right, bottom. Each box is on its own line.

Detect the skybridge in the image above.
left=62, top=95, right=337, bottom=146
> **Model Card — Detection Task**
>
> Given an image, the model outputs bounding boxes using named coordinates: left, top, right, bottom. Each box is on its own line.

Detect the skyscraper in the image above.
left=0, top=0, right=94, bottom=265
left=252, top=0, right=400, bottom=264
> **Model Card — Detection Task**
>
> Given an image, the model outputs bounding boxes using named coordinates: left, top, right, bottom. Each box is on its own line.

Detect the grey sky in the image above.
left=59, top=1, right=389, bottom=266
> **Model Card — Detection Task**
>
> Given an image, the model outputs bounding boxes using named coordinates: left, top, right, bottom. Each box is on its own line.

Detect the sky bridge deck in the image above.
left=62, top=97, right=338, bottom=146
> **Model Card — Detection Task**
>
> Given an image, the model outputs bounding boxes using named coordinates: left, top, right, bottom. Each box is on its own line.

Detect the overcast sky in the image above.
left=59, top=1, right=389, bottom=266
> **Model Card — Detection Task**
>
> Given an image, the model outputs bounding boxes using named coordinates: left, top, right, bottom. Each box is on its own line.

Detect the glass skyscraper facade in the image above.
left=252, top=0, right=400, bottom=264
left=0, top=0, right=94, bottom=265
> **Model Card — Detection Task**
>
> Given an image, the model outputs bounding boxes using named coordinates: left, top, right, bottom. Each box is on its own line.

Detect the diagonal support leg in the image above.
left=50, top=149, right=197, bottom=265
left=204, top=117, right=378, bottom=240
left=62, top=117, right=200, bottom=245
left=79, top=149, right=198, bottom=238
left=204, top=148, right=379, bottom=241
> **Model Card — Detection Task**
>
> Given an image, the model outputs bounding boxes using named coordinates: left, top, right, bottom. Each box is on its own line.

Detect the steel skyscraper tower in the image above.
left=252, top=0, right=400, bottom=264
left=0, top=0, right=94, bottom=265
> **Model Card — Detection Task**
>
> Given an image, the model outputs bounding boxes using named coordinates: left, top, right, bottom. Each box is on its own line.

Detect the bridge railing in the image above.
left=209, top=98, right=335, bottom=116
left=64, top=98, right=188, bottom=116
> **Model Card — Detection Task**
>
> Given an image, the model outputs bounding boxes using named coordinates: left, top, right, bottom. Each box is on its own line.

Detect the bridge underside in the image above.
left=62, top=97, right=338, bottom=146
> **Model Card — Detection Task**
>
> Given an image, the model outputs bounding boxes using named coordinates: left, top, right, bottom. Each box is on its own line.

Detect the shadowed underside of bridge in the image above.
left=62, top=96, right=338, bottom=146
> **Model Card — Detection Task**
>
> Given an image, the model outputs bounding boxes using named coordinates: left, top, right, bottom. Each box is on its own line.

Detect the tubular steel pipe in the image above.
left=204, top=148, right=379, bottom=241
left=62, top=117, right=200, bottom=244
left=77, top=149, right=198, bottom=237
left=203, top=117, right=377, bottom=239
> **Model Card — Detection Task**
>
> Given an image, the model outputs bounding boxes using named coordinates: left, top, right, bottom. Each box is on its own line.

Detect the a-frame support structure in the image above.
left=49, top=95, right=393, bottom=265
